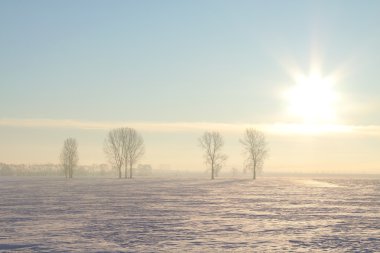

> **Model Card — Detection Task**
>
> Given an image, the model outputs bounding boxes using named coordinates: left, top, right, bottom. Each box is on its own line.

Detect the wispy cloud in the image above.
left=0, top=118, right=249, bottom=132
left=0, top=118, right=380, bottom=136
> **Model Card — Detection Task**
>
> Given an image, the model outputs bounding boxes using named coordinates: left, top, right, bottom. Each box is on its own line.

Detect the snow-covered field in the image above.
left=0, top=176, right=379, bottom=252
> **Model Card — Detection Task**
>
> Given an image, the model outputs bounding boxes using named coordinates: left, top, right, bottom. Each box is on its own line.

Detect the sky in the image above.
left=1, top=0, right=379, bottom=174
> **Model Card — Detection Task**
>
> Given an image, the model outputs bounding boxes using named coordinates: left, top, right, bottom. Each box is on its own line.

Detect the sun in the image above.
left=285, top=74, right=338, bottom=124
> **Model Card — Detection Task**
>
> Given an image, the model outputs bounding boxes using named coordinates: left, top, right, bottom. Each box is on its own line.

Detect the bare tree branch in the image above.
left=125, top=128, right=145, bottom=179
left=104, top=129, right=124, bottom=178
left=199, top=131, right=227, bottom=179
left=60, top=138, right=78, bottom=179
left=240, top=128, right=268, bottom=180
left=104, top=127, right=145, bottom=179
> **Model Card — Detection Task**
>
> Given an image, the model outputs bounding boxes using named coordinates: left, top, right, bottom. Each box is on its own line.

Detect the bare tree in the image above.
left=104, top=127, right=145, bottom=179
left=60, top=138, right=78, bottom=179
left=124, top=128, right=145, bottom=179
left=240, top=128, right=268, bottom=180
left=104, top=129, right=124, bottom=178
left=198, top=131, right=227, bottom=180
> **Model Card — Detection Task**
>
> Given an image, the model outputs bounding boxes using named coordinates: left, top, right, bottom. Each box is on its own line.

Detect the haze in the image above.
left=1, top=1, right=379, bottom=174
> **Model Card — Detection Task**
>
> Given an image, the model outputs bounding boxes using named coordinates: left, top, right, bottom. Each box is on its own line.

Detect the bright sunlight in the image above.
left=286, top=74, right=338, bottom=124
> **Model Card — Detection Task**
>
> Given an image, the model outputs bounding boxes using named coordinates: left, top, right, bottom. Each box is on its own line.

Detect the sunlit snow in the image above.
left=0, top=177, right=379, bottom=252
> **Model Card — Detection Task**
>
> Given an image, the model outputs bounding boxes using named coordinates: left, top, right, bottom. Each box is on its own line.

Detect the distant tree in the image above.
left=240, top=128, right=268, bottom=180
left=0, top=163, right=14, bottom=176
left=124, top=128, right=145, bottom=179
left=104, top=128, right=125, bottom=178
left=199, top=131, right=227, bottom=180
left=60, top=138, right=78, bottom=179
left=104, top=127, right=145, bottom=179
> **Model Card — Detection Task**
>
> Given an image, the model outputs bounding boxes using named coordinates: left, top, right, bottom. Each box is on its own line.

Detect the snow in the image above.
left=0, top=177, right=379, bottom=252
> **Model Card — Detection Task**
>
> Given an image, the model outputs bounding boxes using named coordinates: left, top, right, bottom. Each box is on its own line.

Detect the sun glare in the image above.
left=286, top=74, right=338, bottom=124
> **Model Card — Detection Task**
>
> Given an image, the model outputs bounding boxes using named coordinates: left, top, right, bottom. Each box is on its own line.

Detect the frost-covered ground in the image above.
left=0, top=176, right=379, bottom=252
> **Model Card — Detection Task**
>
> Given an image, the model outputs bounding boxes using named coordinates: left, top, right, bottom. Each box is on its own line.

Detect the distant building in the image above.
left=136, top=164, right=152, bottom=176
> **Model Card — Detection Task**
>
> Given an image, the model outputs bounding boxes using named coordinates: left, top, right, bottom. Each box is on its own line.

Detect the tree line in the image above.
left=60, top=127, right=268, bottom=180
left=0, top=163, right=111, bottom=177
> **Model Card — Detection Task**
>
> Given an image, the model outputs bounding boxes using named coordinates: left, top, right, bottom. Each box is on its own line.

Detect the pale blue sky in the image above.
left=1, top=1, right=380, bottom=173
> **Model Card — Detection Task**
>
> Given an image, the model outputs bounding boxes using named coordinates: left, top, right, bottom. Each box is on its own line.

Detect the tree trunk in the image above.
left=124, top=162, right=128, bottom=179
left=118, top=167, right=121, bottom=179
left=130, top=162, right=133, bottom=179
left=253, top=164, right=256, bottom=180
left=211, top=161, right=214, bottom=180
